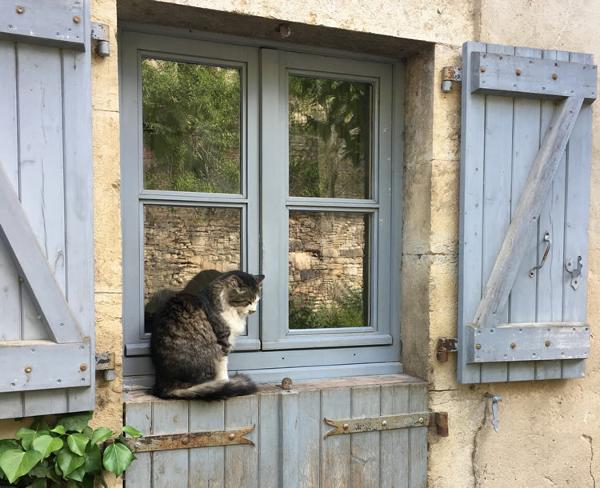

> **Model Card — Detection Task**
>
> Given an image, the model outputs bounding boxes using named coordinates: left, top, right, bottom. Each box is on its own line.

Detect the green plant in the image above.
left=0, top=413, right=142, bottom=487
left=289, top=288, right=366, bottom=329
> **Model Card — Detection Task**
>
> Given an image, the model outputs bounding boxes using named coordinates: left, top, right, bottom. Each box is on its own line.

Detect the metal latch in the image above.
left=436, top=337, right=458, bottom=362
left=324, top=411, right=449, bottom=438
left=441, top=66, right=462, bottom=92
left=565, top=256, right=583, bottom=290
left=91, top=22, right=110, bottom=57
left=95, top=352, right=116, bottom=381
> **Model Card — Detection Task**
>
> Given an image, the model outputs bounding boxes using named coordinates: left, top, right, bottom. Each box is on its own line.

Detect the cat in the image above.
left=150, top=270, right=264, bottom=400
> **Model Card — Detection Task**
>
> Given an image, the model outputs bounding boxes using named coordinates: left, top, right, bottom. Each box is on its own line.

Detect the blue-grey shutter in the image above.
left=0, top=0, right=94, bottom=416
left=458, top=42, right=595, bottom=384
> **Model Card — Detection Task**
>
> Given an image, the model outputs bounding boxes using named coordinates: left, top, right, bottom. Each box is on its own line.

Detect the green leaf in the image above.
left=16, top=428, right=37, bottom=450
left=122, top=425, right=143, bottom=438
left=67, top=434, right=89, bottom=456
left=0, top=449, right=43, bottom=484
left=83, top=444, right=102, bottom=474
left=26, top=479, right=47, bottom=488
left=29, top=417, right=50, bottom=432
left=56, top=449, right=85, bottom=477
left=57, top=413, right=92, bottom=433
left=66, top=464, right=86, bottom=482
left=91, top=427, right=113, bottom=445
left=102, top=442, right=134, bottom=477
left=0, top=440, right=19, bottom=457
left=50, top=425, right=65, bottom=436
left=32, top=435, right=63, bottom=459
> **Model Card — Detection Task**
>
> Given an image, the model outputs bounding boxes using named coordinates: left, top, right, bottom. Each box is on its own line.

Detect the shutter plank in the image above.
left=260, top=392, right=281, bottom=488
left=297, top=389, right=320, bottom=488
left=152, top=401, right=189, bottom=488
left=0, top=40, right=23, bottom=417
left=321, top=388, right=351, bottom=488
left=189, top=400, right=225, bottom=488
left=507, top=47, right=542, bottom=381
left=380, top=384, right=409, bottom=488
left=408, top=383, right=427, bottom=488
left=458, top=41, right=487, bottom=384
left=124, top=402, right=152, bottom=488
left=561, top=52, right=593, bottom=379
left=480, top=43, right=514, bottom=383
left=350, top=386, right=380, bottom=488
left=224, top=394, right=258, bottom=488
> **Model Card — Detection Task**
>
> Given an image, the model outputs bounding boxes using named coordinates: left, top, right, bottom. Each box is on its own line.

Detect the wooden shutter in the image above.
left=0, top=0, right=94, bottom=417
left=458, top=42, right=595, bottom=384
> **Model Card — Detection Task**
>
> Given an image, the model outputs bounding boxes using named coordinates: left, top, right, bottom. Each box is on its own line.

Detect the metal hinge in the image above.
left=125, top=426, right=255, bottom=452
left=95, top=352, right=116, bottom=381
left=324, top=411, right=449, bottom=438
left=441, top=66, right=462, bottom=92
left=436, top=337, right=458, bottom=362
left=91, top=22, right=110, bottom=57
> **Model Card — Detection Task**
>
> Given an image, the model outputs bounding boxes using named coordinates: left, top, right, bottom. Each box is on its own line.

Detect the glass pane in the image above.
left=288, top=211, right=369, bottom=329
left=144, top=205, right=241, bottom=332
left=289, top=75, right=372, bottom=199
left=142, top=58, right=241, bottom=193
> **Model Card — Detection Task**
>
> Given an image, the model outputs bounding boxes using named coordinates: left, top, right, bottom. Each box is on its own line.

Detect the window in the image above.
left=121, top=32, right=403, bottom=383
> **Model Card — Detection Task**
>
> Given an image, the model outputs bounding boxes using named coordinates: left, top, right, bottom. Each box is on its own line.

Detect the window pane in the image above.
left=144, top=205, right=241, bottom=332
left=289, top=75, right=372, bottom=199
left=288, top=211, right=369, bottom=329
left=142, top=58, right=241, bottom=193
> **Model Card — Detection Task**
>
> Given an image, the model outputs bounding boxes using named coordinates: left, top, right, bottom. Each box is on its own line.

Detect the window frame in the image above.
left=120, top=30, right=404, bottom=383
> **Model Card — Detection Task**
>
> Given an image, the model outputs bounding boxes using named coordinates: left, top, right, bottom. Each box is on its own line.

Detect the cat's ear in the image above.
left=254, top=274, right=265, bottom=285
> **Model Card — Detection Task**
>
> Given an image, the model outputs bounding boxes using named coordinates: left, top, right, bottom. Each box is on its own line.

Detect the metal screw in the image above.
left=418, top=417, right=425, bottom=424
left=510, top=342, right=517, bottom=349
left=228, top=433, right=235, bottom=440
left=24, top=366, right=32, bottom=374
left=480, top=66, right=487, bottom=73
left=475, top=344, right=482, bottom=350
left=73, top=15, right=81, bottom=24
left=79, top=363, right=88, bottom=371
left=381, top=420, right=388, bottom=427
left=342, top=423, right=350, bottom=431
left=551, top=73, right=558, bottom=80
left=16, top=6, right=24, bottom=14
left=515, top=68, right=522, bottom=76
left=545, top=340, right=551, bottom=347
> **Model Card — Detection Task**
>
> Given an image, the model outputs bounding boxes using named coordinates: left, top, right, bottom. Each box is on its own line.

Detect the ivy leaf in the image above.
left=67, top=433, right=89, bottom=456
left=50, top=425, right=65, bottom=436
left=0, top=440, right=19, bottom=457
left=102, top=442, right=134, bottom=477
left=122, top=425, right=143, bottom=438
left=83, top=444, right=102, bottom=474
left=32, top=435, right=63, bottom=459
left=91, top=427, right=113, bottom=445
left=0, top=449, right=43, bottom=484
left=66, top=464, right=86, bottom=482
left=29, top=417, right=50, bottom=432
left=56, top=449, right=85, bottom=476
left=57, top=413, right=92, bottom=433
left=15, top=428, right=37, bottom=450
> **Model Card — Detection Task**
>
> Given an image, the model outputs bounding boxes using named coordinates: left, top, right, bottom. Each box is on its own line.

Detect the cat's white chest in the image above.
left=220, top=309, right=246, bottom=341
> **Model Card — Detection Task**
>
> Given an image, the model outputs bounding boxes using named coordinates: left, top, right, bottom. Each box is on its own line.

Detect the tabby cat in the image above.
left=150, top=271, right=263, bottom=400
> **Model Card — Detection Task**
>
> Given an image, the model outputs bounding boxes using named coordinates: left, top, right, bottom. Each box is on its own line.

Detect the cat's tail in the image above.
left=156, top=374, right=257, bottom=401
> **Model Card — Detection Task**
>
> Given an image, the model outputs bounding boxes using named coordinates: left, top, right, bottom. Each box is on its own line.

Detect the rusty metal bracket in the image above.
left=436, top=337, right=458, bottom=362
left=441, top=66, right=462, bottom=92
left=91, top=22, right=110, bottom=57
left=95, top=352, right=116, bottom=381
left=125, top=425, right=255, bottom=452
left=324, top=411, right=449, bottom=438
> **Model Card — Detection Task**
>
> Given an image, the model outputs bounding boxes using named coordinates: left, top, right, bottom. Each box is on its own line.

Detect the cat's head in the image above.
left=215, top=271, right=264, bottom=316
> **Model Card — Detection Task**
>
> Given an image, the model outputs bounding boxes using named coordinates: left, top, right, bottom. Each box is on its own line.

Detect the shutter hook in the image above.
left=529, top=231, right=551, bottom=278
left=565, top=255, right=583, bottom=290
left=485, top=393, right=502, bottom=433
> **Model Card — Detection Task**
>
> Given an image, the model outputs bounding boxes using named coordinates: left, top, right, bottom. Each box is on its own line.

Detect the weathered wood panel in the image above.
left=124, top=376, right=428, bottom=488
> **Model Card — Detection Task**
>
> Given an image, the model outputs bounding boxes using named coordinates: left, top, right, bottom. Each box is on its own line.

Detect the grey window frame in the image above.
left=120, top=30, right=404, bottom=383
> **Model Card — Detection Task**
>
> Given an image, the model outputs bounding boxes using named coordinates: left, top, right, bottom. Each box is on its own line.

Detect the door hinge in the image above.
left=91, top=22, right=110, bottom=57
left=95, top=352, right=116, bottom=381
left=436, top=337, right=458, bottom=362
left=441, top=66, right=462, bottom=92
left=324, top=411, right=449, bottom=438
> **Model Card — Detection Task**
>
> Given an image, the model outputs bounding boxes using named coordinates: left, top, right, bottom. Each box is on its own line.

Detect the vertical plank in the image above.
left=189, top=400, right=225, bottom=488
left=259, top=392, right=281, bottom=488
left=408, top=383, right=428, bottom=488
left=562, top=51, right=593, bottom=379
left=0, top=40, right=24, bottom=417
left=17, top=42, right=68, bottom=415
left=350, top=386, right=380, bottom=488
left=458, top=41, right=487, bottom=384
left=380, top=385, right=409, bottom=488
left=320, top=388, right=351, bottom=488
left=224, top=394, right=258, bottom=488
left=507, top=46, right=542, bottom=382
left=479, top=43, right=514, bottom=383
left=536, top=50, right=567, bottom=380
left=297, top=389, right=321, bottom=488
left=152, top=401, right=189, bottom=488
left=280, top=391, right=298, bottom=488
left=124, top=402, right=152, bottom=488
